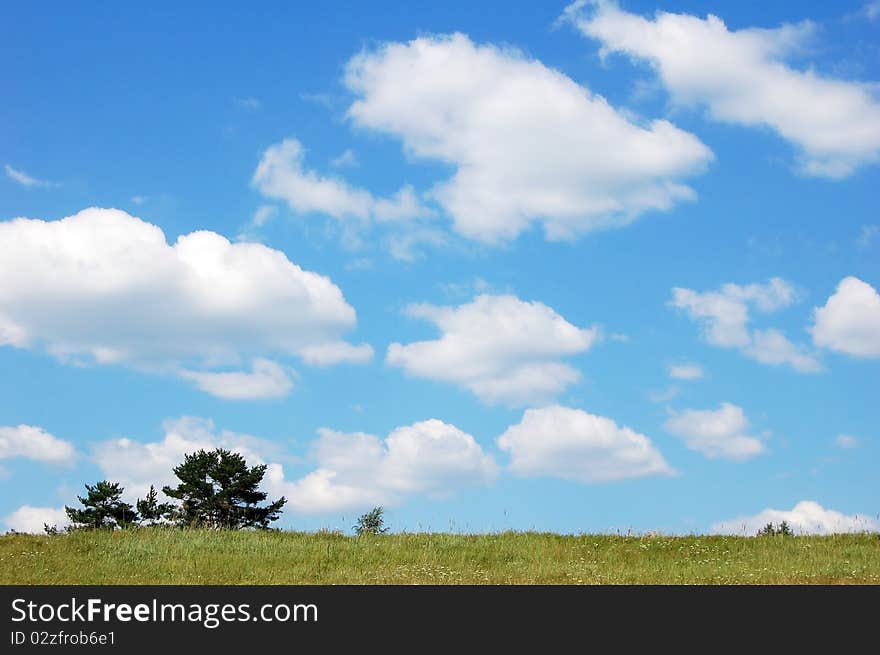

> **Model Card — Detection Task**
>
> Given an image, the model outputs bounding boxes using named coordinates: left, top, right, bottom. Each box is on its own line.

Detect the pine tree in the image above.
left=136, top=485, right=176, bottom=525
left=162, top=449, right=286, bottom=529
left=65, top=480, right=138, bottom=530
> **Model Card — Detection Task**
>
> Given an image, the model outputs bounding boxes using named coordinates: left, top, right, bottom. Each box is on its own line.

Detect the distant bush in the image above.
left=757, top=521, right=793, bottom=537
left=354, top=507, right=389, bottom=536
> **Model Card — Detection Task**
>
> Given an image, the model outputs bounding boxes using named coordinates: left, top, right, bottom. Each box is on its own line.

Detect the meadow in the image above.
left=1, top=529, right=878, bottom=584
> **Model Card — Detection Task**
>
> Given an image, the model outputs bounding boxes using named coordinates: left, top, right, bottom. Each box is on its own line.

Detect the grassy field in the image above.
left=1, top=529, right=878, bottom=584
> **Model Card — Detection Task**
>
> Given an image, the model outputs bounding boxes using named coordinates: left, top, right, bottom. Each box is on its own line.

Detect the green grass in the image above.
left=1, top=529, right=878, bottom=584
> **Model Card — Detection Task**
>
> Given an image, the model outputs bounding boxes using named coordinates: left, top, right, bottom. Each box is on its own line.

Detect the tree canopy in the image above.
left=65, top=480, right=138, bottom=530
left=162, top=448, right=286, bottom=529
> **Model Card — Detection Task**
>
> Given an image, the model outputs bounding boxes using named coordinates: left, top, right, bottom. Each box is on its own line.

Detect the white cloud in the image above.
left=344, top=33, right=711, bottom=244
left=386, top=227, right=448, bottom=262
left=0, top=425, right=75, bottom=463
left=835, top=434, right=860, bottom=449
left=4, top=164, right=55, bottom=189
left=386, top=294, right=600, bottom=405
left=497, top=405, right=674, bottom=483
left=671, top=278, right=821, bottom=372
left=0, top=208, right=370, bottom=395
left=179, top=358, right=294, bottom=400
left=251, top=205, right=278, bottom=228
left=669, top=363, right=703, bottom=380
left=711, top=500, right=880, bottom=535
left=130, top=195, right=149, bottom=205
left=253, top=139, right=374, bottom=219
left=298, top=341, right=374, bottom=366
left=857, top=225, right=879, bottom=248
left=331, top=149, right=359, bottom=168
left=567, top=1, right=880, bottom=178
left=810, top=276, right=880, bottom=357
left=648, top=385, right=679, bottom=403
left=4, top=506, right=69, bottom=534
left=664, top=402, right=766, bottom=461
left=252, top=138, right=431, bottom=223
left=672, top=278, right=795, bottom=348
left=744, top=328, right=823, bottom=373
left=270, top=419, right=498, bottom=513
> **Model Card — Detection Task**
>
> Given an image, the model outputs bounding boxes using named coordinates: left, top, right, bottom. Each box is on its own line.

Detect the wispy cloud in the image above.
left=233, top=96, right=261, bottom=111
left=861, top=1, right=880, bottom=21
left=834, top=434, right=860, bottom=449
left=4, top=164, right=57, bottom=189
left=331, top=149, right=358, bottom=168
left=857, top=225, right=879, bottom=248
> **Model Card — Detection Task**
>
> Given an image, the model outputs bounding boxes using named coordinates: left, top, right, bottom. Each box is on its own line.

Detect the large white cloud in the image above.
left=810, top=276, right=880, bottom=358
left=274, top=419, right=498, bottom=513
left=344, top=33, right=712, bottom=244
left=0, top=208, right=372, bottom=398
left=567, top=1, right=880, bottom=178
left=670, top=278, right=821, bottom=373
left=386, top=294, right=600, bottom=405
left=0, top=425, right=75, bottom=463
left=4, top=506, right=69, bottom=534
left=496, top=405, right=674, bottom=483
left=664, top=402, right=765, bottom=461
left=711, top=500, right=880, bottom=535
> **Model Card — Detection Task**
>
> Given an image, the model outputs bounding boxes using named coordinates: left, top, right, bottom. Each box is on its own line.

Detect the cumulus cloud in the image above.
left=669, top=363, right=703, bottom=380
left=4, top=506, right=69, bottom=534
left=0, top=208, right=371, bottom=397
left=274, top=419, right=498, bottom=513
left=663, top=402, right=766, bottom=461
left=178, top=358, right=294, bottom=400
left=567, top=1, right=880, bottom=177
left=4, top=164, right=56, bottom=189
left=711, top=500, right=880, bottom=535
left=810, top=276, right=880, bottom=358
left=497, top=405, right=674, bottom=483
left=386, top=294, right=600, bottom=405
left=670, top=278, right=821, bottom=372
left=0, top=425, right=75, bottom=463
left=344, top=33, right=711, bottom=244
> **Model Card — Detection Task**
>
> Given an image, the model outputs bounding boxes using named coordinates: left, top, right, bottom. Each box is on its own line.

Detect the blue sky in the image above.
left=1, top=0, right=878, bottom=535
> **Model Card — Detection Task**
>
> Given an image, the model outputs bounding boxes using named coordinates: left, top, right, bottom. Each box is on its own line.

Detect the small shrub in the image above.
left=354, top=506, right=389, bottom=536
left=757, top=521, right=793, bottom=537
